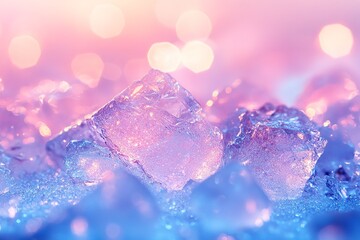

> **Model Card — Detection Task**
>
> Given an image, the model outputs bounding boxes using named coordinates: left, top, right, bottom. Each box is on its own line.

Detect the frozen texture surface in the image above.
left=32, top=170, right=159, bottom=240
left=223, top=104, right=327, bottom=200
left=0, top=142, right=116, bottom=236
left=190, top=163, right=271, bottom=232
left=48, top=70, right=224, bottom=190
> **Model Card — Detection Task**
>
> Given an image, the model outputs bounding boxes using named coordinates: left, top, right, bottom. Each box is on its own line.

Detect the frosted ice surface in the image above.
left=64, top=140, right=122, bottom=185
left=0, top=143, right=118, bottom=236
left=32, top=170, right=159, bottom=240
left=48, top=70, right=224, bottom=190
left=223, top=103, right=327, bottom=200
left=190, top=163, right=271, bottom=232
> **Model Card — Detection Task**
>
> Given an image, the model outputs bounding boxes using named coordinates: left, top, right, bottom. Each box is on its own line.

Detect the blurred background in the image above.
left=0, top=0, right=359, bottom=138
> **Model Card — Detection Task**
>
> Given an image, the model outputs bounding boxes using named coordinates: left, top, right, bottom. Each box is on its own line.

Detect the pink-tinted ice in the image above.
left=48, top=70, right=224, bottom=191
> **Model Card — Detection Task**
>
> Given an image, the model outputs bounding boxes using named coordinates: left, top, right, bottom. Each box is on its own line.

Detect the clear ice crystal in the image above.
left=223, top=103, right=327, bottom=200
left=190, top=163, right=271, bottom=233
left=47, top=70, right=224, bottom=190
left=32, top=170, right=159, bottom=240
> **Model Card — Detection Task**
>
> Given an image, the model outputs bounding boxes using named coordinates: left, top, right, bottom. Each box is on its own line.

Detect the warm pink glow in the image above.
left=71, top=53, right=104, bottom=88
left=176, top=10, right=212, bottom=42
left=89, top=3, right=125, bottom=39
left=8, top=35, right=41, bottom=69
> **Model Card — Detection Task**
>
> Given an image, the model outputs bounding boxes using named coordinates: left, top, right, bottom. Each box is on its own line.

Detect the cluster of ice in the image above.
left=1, top=69, right=360, bottom=239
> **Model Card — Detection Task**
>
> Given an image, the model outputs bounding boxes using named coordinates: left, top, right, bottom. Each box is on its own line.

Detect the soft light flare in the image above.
left=147, top=42, right=181, bottom=72
left=181, top=41, right=214, bottom=73
left=176, top=10, right=212, bottom=42
left=8, top=35, right=41, bottom=69
left=319, top=24, right=354, bottom=58
left=89, top=3, right=125, bottom=39
left=71, top=53, right=104, bottom=88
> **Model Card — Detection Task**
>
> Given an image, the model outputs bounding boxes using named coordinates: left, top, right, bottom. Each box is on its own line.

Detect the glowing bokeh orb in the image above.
left=176, top=10, right=212, bottom=42
left=147, top=42, right=181, bottom=72
left=181, top=41, right=214, bottom=73
left=8, top=35, right=41, bottom=69
left=89, top=3, right=125, bottom=39
left=71, top=53, right=104, bottom=88
left=318, top=24, right=354, bottom=58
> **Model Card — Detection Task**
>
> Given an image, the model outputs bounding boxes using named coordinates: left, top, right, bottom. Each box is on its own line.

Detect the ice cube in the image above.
left=223, top=103, right=327, bottom=200
left=47, top=70, right=224, bottom=190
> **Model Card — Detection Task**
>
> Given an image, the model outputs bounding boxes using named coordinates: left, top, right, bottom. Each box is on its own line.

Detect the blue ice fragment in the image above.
left=33, top=170, right=159, bottom=240
left=303, top=128, right=358, bottom=201
left=190, top=163, right=271, bottom=233
left=310, top=211, right=360, bottom=240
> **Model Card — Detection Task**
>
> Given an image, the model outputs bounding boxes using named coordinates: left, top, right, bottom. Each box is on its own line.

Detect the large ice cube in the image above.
left=47, top=70, right=224, bottom=190
left=223, top=103, right=327, bottom=200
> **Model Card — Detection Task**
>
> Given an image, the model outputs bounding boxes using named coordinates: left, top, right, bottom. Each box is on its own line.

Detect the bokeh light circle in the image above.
left=176, top=10, right=212, bottom=42
left=318, top=24, right=354, bottom=58
left=147, top=42, right=181, bottom=72
left=181, top=41, right=214, bottom=73
left=89, top=3, right=125, bottom=39
left=71, top=53, right=104, bottom=88
left=8, top=35, right=41, bottom=69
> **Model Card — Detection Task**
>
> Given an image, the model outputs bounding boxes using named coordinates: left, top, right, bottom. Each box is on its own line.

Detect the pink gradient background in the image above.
left=0, top=0, right=359, bottom=137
